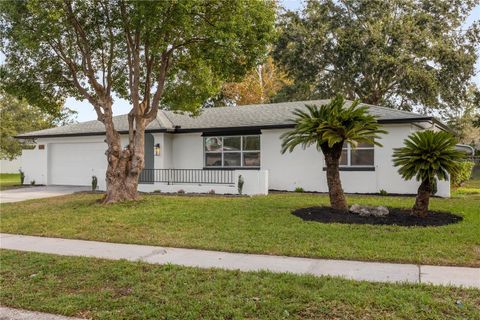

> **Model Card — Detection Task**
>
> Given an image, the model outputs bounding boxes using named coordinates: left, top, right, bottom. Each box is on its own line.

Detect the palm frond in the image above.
left=392, top=130, right=465, bottom=183
left=281, top=94, right=387, bottom=154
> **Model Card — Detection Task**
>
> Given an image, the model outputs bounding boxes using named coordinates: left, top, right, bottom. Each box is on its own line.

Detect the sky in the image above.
left=2, top=1, right=479, bottom=122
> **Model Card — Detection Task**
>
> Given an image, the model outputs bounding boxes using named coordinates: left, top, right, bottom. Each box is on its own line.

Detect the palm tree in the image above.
left=392, top=130, right=464, bottom=217
left=281, top=95, right=387, bottom=211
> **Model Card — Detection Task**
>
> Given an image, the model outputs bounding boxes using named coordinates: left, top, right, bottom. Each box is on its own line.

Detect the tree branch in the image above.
left=146, top=51, right=172, bottom=121
left=63, top=0, right=105, bottom=97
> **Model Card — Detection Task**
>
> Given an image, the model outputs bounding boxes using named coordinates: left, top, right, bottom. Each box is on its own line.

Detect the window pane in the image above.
left=339, top=149, right=348, bottom=165
left=223, top=136, right=241, bottom=151
left=205, top=153, right=222, bottom=167
left=205, top=137, right=222, bottom=151
left=243, top=136, right=260, bottom=150
left=224, top=153, right=241, bottom=167
left=351, top=149, right=374, bottom=166
left=243, top=152, right=260, bottom=167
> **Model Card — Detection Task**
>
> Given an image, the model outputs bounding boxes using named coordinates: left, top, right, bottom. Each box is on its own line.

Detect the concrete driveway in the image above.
left=0, top=185, right=90, bottom=203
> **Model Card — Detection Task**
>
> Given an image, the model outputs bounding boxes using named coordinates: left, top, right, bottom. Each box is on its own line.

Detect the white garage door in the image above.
left=48, top=142, right=107, bottom=186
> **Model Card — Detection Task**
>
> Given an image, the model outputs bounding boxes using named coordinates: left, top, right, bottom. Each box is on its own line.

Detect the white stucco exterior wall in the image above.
left=0, top=158, right=22, bottom=174
left=21, top=146, right=47, bottom=185
left=171, top=133, right=203, bottom=169
left=261, top=129, right=327, bottom=192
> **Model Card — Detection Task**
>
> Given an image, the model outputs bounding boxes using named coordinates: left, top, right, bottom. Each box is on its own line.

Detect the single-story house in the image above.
left=17, top=100, right=452, bottom=197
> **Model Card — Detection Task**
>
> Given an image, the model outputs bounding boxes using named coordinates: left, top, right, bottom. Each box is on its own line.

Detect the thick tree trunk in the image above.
left=100, top=101, right=147, bottom=204
left=103, top=170, right=140, bottom=203
left=102, top=144, right=143, bottom=204
left=412, top=179, right=432, bottom=217
left=322, top=144, right=348, bottom=212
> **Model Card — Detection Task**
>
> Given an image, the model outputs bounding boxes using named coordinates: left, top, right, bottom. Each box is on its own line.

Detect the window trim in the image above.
left=203, top=135, right=261, bottom=168
left=339, top=142, right=375, bottom=168
left=322, top=166, right=375, bottom=172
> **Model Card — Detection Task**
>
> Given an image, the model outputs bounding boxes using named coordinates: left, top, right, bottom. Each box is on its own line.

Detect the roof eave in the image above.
left=15, top=129, right=169, bottom=139
left=15, top=117, right=451, bottom=139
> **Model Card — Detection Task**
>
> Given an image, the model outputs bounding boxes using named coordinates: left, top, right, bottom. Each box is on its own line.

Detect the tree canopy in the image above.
left=273, top=0, right=480, bottom=114
left=446, top=86, right=480, bottom=148
left=0, top=0, right=276, bottom=202
left=1, top=0, right=276, bottom=114
left=0, top=92, right=76, bottom=160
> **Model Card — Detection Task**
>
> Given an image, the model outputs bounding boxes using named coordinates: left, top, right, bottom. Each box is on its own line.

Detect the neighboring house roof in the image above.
left=16, top=99, right=448, bottom=138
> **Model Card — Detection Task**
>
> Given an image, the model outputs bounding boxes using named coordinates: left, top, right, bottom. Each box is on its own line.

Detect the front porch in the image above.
left=139, top=132, right=268, bottom=195
left=137, top=168, right=268, bottom=195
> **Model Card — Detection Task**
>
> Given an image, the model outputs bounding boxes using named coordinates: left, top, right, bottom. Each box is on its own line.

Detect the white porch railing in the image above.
left=139, top=168, right=235, bottom=185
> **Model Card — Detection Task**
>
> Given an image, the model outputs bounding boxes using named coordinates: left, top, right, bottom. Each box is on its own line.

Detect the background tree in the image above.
left=0, top=91, right=76, bottom=160
left=1, top=0, right=275, bottom=203
left=281, top=95, right=386, bottom=211
left=473, top=115, right=480, bottom=128
left=446, top=86, right=480, bottom=149
left=393, top=131, right=464, bottom=217
left=273, top=0, right=480, bottom=114
left=220, top=57, right=291, bottom=105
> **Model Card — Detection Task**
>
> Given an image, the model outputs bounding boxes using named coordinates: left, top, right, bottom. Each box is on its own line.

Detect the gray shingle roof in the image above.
left=17, top=114, right=164, bottom=138
left=17, top=99, right=435, bottom=138
left=163, top=100, right=427, bottom=130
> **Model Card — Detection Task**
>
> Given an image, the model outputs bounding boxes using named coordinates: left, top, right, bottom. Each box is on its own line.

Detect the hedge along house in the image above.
left=16, top=100, right=452, bottom=197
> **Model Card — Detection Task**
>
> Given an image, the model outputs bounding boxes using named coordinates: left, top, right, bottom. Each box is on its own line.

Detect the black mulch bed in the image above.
left=292, top=206, right=463, bottom=227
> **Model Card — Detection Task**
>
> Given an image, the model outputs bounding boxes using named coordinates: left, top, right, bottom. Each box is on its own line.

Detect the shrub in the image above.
left=379, top=189, right=388, bottom=196
left=91, top=175, right=98, bottom=191
left=153, top=190, right=161, bottom=193
left=237, top=175, right=244, bottom=195
left=451, top=161, right=475, bottom=187
left=294, top=187, right=304, bottom=193
left=208, top=189, right=216, bottom=194
left=19, top=169, right=25, bottom=184
left=177, top=189, right=185, bottom=194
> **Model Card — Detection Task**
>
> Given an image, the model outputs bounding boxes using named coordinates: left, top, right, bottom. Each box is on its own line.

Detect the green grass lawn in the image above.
left=1, top=250, right=478, bottom=319
left=1, top=187, right=479, bottom=267
left=0, top=173, right=21, bottom=190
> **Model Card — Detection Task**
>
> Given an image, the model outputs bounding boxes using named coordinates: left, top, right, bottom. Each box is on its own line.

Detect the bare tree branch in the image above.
left=146, top=51, right=172, bottom=121
left=63, top=0, right=105, bottom=97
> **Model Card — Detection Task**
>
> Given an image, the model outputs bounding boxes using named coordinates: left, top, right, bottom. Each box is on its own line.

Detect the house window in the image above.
left=204, top=135, right=260, bottom=168
left=339, top=142, right=374, bottom=167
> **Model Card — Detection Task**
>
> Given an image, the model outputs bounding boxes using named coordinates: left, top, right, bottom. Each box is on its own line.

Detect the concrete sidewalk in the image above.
left=1, top=233, right=478, bottom=288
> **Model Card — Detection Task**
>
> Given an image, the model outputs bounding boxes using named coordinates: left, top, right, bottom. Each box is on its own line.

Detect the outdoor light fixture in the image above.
left=154, top=143, right=161, bottom=156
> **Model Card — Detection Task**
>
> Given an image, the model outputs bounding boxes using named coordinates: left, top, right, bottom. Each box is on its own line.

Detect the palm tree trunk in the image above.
left=323, top=145, right=348, bottom=211
left=412, top=179, right=432, bottom=217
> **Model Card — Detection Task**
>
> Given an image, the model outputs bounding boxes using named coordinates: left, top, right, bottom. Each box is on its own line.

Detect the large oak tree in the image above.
left=273, top=0, right=480, bottom=114
left=0, top=0, right=275, bottom=203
